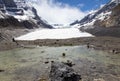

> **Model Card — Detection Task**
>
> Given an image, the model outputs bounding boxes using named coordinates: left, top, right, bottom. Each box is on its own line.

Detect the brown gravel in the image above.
left=16, top=37, right=120, bottom=52
left=0, top=36, right=120, bottom=52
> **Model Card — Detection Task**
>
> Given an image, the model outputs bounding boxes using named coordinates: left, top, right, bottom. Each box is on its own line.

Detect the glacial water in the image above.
left=0, top=46, right=120, bottom=81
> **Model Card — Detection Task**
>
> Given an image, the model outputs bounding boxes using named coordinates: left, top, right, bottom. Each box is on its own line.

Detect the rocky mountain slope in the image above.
left=70, top=0, right=120, bottom=37
left=0, top=0, right=53, bottom=29
left=70, top=0, right=117, bottom=27
left=0, top=0, right=53, bottom=47
left=94, top=4, right=120, bottom=27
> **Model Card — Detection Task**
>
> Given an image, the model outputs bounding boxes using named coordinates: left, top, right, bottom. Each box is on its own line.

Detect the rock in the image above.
left=38, top=78, right=47, bottom=81
left=45, top=66, right=49, bottom=69
left=41, top=51, right=45, bottom=53
left=51, top=61, right=54, bottom=63
left=0, top=69, right=4, bottom=72
left=87, top=43, right=90, bottom=48
left=21, top=20, right=37, bottom=29
left=63, top=60, right=75, bottom=67
left=44, top=61, right=49, bottom=64
left=49, top=62, right=81, bottom=81
left=2, top=0, right=17, bottom=8
left=0, top=16, right=22, bottom=27
left=94, top=78, right=105, bottom=81
left=62, top=53, right=66, bottom=57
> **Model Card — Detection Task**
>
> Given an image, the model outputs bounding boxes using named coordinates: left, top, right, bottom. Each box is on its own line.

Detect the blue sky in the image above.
left=56, top=0, right=111, bottom=11
left=32, top=0, right=112, bottom=24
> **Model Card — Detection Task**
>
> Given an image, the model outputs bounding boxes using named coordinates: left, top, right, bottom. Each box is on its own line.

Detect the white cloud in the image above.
left=100, top=4, right=105, bottom=8
left=28, top=0, right=87, bottom=25
left=77, top=3, right=84, bottom=8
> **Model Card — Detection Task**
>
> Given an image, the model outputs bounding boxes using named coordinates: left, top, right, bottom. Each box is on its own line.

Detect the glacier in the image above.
left=15, top=28, right=94, bottom=40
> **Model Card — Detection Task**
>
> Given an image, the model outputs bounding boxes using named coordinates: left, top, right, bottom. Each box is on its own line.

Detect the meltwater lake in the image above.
left=0, top=45, right=120, bottom=81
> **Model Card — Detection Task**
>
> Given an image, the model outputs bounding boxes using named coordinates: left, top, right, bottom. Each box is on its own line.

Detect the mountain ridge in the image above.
left=71, top=0, right=120, bottom=37
left=0, top=0, right=53, bottom=29
left=0, top=0, right=53, bottom=43
left=70, top=0, right=117, bottom=27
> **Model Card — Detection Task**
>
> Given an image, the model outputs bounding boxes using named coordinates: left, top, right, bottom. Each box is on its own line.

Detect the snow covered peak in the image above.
left=0, top=0, right=53, bottom=28
left=0, top=11, right=7, bottom=19
left=71, top=0, right=117, bottom=28
left=110, top=0, right=120, bottom=4
left=111, top=0, right=116, bottom=2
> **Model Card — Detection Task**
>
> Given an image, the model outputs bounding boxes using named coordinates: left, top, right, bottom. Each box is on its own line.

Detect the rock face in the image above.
left=49, top=62, right=81, bottom=81
left=84, top=4, right=120, bottom=37
left=2, top=0, right=17, bottom=8
left=0, top=15, right=23, bottom=28
left=94, top=4, right=120, bottom=27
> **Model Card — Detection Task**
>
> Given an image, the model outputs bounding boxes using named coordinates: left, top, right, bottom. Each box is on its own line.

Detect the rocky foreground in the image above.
left=0, top=45, right=120, bottom=81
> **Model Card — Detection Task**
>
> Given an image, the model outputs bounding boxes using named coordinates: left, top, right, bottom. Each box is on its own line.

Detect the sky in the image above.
left=56, top=0, right=111, bottom=11
left=29, top=0, right=111, bottom=25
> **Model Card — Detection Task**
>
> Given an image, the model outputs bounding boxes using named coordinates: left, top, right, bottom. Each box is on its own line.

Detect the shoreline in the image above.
left=0, top=36, right=120, bottom=53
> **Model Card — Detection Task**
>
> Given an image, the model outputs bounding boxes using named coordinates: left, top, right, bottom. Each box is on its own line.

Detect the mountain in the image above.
left=71, top=0, right=117, bottom=27
left=70, top=0, right=120, bottom=37
left=0, top=0, right=53, bottom=44
left=0, top=0, right=53, bottom=29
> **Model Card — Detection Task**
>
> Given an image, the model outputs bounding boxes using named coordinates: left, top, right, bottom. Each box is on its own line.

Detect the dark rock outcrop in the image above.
left=80, top=26, right=120, bottom=37
left=49, top=62, right=81, bottom=81
left=2, top=0, right=17, bottom=8
left=32, top=7, right=53, bottom=29
left=21, top=20, right=37, bottom=29
left=0, top=69, right=4, bottom=72
left=0, top=16, right=23, bottom=28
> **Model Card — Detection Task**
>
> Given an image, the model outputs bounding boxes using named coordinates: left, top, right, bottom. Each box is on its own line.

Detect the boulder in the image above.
left=0, top=69, right=4, bottom=72
left=49, top=62, right=81, bottom=81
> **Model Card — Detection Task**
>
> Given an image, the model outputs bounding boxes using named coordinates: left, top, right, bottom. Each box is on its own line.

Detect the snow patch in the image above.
left=96, top=11, right=111, bottom=20
left=14, top=15, right=29, bottom=21
left=71, top=24, right=82, bottom=28
left=15, top=28, right=94, bottom=40
left=111, top=0, right=116, bottom=2
left=0, top=12, right=6, bottom=19
left=72, top=11, right=111, bottom=28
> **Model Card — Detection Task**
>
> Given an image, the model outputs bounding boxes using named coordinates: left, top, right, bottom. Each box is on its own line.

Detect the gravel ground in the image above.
left=16, top=37, right=120, bottom=53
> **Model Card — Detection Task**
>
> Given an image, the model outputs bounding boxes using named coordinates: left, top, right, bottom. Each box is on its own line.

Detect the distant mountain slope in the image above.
left=70, top=0, right=117, bottom=27
left=71, top=0, right=120, bottom=37
left=93, top=4, right=120, bottom=27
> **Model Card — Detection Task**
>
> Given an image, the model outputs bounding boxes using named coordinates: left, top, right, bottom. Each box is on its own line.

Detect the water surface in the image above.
left=0, top=46, right=120, bottom=81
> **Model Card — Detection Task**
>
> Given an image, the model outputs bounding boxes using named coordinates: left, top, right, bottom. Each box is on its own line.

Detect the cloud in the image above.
left=100, top=4, right=105, bottom=8
left=77, top=3, right=84, bottom=8
left=29, top=0, right=87, bottom=25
